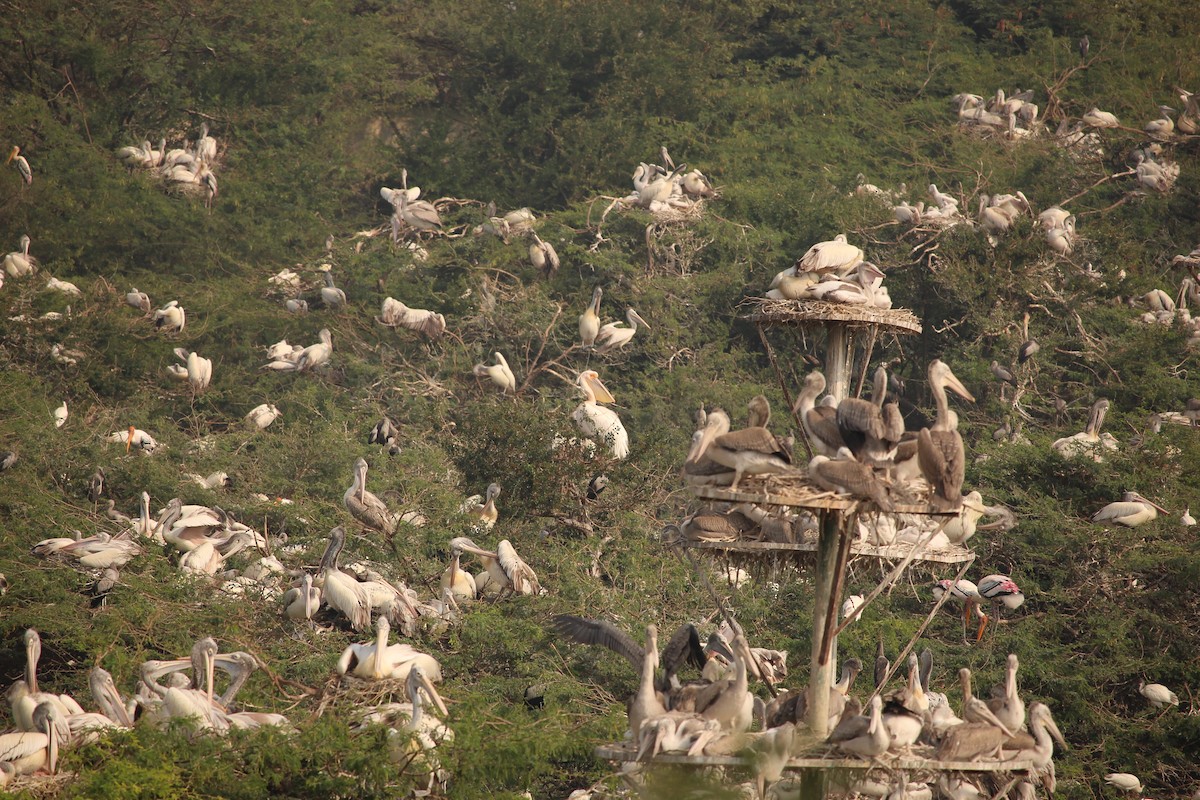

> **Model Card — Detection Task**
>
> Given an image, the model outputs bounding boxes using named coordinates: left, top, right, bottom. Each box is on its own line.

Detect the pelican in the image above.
left=4, top=235, right=36, bottom=278
left=1046, top=217, right=1075, bottom=254
left=125, top=287, right=151, bottom=313
left=172, top=348, right=212, bottom=393
left=450, top=536, right=540, bottom=596
left=831, top=694, right=889, bottom=757
left=473, top=352, right=517, bottom=394
left=285, top=297, right=308, bottom=313
left=793, top=371, right=845, bottom=456
left=317, top=527, right=371, bottom=631
left=1092, top=491, right=1167, bottom=527
left=579, top=287, right=603, bottom=347
left=462, top=483, right=501, bottom=530
left=268, top=328, right=332, bottom=371
left=439, top=541, right=477, bottom=604
left=1145, top=106, right=1175, bottom=140
left=53, top=401, right=67, bottom=428
left=319, top=268, right=347, bottom=310
left=809, top=450, right=893, bottom=510
left=595, top=308, right=650, bottom=354
left=116, top=140, right=154, bottom=168
left=195, top=122, right=217, bottom=163
left=986, top=654, right=1026, bottom=732
left=1053, top=399, right=1118, bottom=460
left=572, top=370, right=629, bottom=459
left=796, top=234, right=864, bottom=277
left=1082, top=108, right=1120, bottom=128
left=281, top=573, right=321, bottom=621
left=893, top=200, right=924, bottom=225
left=680, top=169, right=715, bottom=198
left=244, top=403, right=281, bottom=429
left=916, top=360, right=975, bottom=509
left=359, top=664, right=451, bottom=765
left=835, top=365, right=901, bottom=463
left=6, top=145, right=31, bottom=185
left=1139, top=680, right=1179, bottom=710
left=696, top=635, right=754, bottom=733
left=337, top=615, right=442, bottom=682
left=393, top=169, right=442, bottom=233
left=529, top=232, right=560, bottom=277
left=32, top=533, right=143, bottom=570
left=1104, top=774, right=1142, bottom=793
left=976, top=575, right=1025, bottom=639
left=44, top=276, right=81, bottom=297
left=1039, top=206, right=1072, bottom=230
left=376, top=297, right=446, bottom=338
left=344, top=457, right=396, bottom=536
left=0, top=702, right=61, bottom=777
left=154, top=300, right=186, bottom=333
left=687, top=407, right=792, bottom=491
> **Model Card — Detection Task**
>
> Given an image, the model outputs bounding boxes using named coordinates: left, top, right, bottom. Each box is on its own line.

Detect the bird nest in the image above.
left=689, top=474, right=952, bottom=515
left=744, top=298, right=922, bottom=333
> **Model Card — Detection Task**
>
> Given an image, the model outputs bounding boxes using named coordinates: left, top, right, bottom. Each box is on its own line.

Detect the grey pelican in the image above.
left=1138, top=680, right=1179, bottom=710
left=694, top=635, right=753, bottom=733
left=6, top=145, right=32, bottom=185
left=1104, top=773, right=1142, bottom=793
left=528, top=232, right=560, bottom=277
left=809, top=449, right=893, bottom=510
left=317, top=527, right=371, bottom=631
left=473, top=352, right=517, bottom=394
left=319, top=268, right=347, bottom=310
left=358, top=664, right=451, bottom=786
left=793, top=371, right=845, bottom=456
left=244, top=403, right=281, bottom=429
left=986, top=654, right=1026, bottom=732
left=579, top=287, right=603, bottom=347
left=8, top=630, right=85, bottom=731
left=1092, top=491, right=1167, bottom=527
left=1001, top=702, right=1066, bottom=771
left=462, top=483, right=501, bottom=530
left=3, top=235, right=36, bottom=278
left=1053, top=399, right=1118, bottom=460
left=1145, top=106, right=1175, bottom=139
left=766, top=658, right=861, bottom=730
left=687, top=407, right=793, bottom=491
left=125, top=287, right=151, bottom=314
left=0, top=702, right=61, bottom=776
left=343, top=457, right=396, bottom=536
left=796, top=234, right=864, bottom=277
left=573, top=370, right=629, bottom=459
left=439, top=541, right=477, bottom=604
left=595, top=308, right=650, bottom=354
left=836, top=365, right=902, bottom=463
left=376, top=297, right=446, bottom=338
left=917, top=360, right=975, bottom=509
left=393, top=169, right=442, bottom=233
left=451, top=537, right=539, bottom=596
left=154, top=300, right=186, bottom=333
left=831, top=694, right=889, bottom=756
left=282, top=573, right=321, bottom=621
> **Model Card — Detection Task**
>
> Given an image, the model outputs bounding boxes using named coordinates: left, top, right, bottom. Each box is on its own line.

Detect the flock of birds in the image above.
left=114, top=124, right=221, bottom=207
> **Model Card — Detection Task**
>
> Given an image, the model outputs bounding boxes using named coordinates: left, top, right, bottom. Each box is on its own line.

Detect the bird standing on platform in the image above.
left=688, top=407, right=793, bottom=491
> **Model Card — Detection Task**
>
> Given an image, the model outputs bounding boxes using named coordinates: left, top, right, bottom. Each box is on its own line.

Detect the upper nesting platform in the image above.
left=745, top=298, right=922, bottom=334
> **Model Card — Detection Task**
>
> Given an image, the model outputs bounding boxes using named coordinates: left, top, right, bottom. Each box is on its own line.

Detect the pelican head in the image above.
left=577, top=370, right=614, bottom=404
left=929, top=360, right=976, bottom=402
left=31, top=702, right=60, bottom=774
left=191, top=637, right=218, bottom=707
left=590, top=286, right=603, bottom=309
left=24, top=628, right=41, bottom=691
left=448, top=536, right=497, bottom=560
left=686, top=407, right=731, bottom=464
left=354, top=457, right=369, bottom=503
left=1126, top=491, right=1169, bottom=514
left=1030, top=702, right=1068, bottom=749
left=407, top=665, right=449, bottom=717
left=486, top=482, right=501, bottom=503
left=627, top=309, right=650, bottom=330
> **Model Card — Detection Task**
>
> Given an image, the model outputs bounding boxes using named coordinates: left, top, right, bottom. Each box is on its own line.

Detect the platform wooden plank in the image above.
left=595, top=743, right=1032, bottom=773
left=691, top=478, right=959, bottom=517
left=684, top=539, right=975, bottom=565
left=744, top=299, right=922, bottom=334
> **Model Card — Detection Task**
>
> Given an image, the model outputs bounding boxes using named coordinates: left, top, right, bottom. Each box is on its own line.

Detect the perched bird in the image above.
left=125, top=288, right=151, bottom=314
left=6, top=145, right=32, bottom=185
left=376, top=297, right=446, bottom=338
left=45, top=276, right=81, bottom=297
left=688, top=406, right=793, bottom=491
left=1078, top=35, right=1089, bottom=58
left=244, top=403, right=281, bottom=430
left=1138, top=680, right=1179, bottom=710
left=975, top=575, right=1025, bottom=639
left=1018, top=338, right=1039, bottom=364
left=991, top=360, right=1016, bottom=386
left=1104, top=773, right=1142, bottom=794
left=1181, top=507, right=1196, bottom=527
left=528, top=233, right=560, bottom=278
left=4, top=235, right=37, bottom=278
left=368, top=417, right=401, bottom=455
left=53, top=401, right=67, bottom=428
left=796, top=234, right=864, bottom=277
left=1092, top=492, right=1167, bottom=527
left=473, top=352, right=517, bottom=394
left=573, top=370, right=628, bottom=459
left=595, top=308, right=651, bottom=354
left=579, top=287, right=603, bottom=347
left=319, top=268, right=347, bottom=310
left=154, top=301, right=186, bottom=334
left=343, top=457, right=396, bottom=536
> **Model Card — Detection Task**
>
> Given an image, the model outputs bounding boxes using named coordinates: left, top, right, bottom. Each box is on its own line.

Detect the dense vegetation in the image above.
left=2, top=0, right=1199, bottom=797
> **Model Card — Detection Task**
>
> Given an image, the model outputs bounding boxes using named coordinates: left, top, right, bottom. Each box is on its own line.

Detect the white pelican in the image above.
left=285, top=297, right=308, bottom=314
left=572, top=370, right=628, bottom=459
left=529, top=232, right=560, bottom=277
left=376, top=297, right=446, bottom=338
left=1145, top=106, right=1175, bottom=140
left=4, top=235, right=36, bottom=278
left=1092, top=491, right=1167, bottom=527
left=245, top=403, right=281, bottom=429
left=336, top=615, right=442, bottom=682
left=116, top=140, right=154, bottom=168
left=473, top=352, right=517, bottom=394
left=831, top=695, right=890, bottom=757
left=53, top=401, right=67, bottom=428
left=344, top=457, right=396, bottom=536
left=125, top=287, right=151, bottom=314
left=579, top=287, right=603, bottom=347
left=1082, top=108, right=1120, bottom=128
left=796, top=233, right=864, bottom=277
left=264, top=329, right=332, bottom=371
left=45, top=276, right=81, bottom=297
left=317, top=526, right=371, bottom=631
left=688, top=407, right=793, bottom=491
left=32, top=533, right=143, bottom=570
left=1052, top=398, right=1118, bottom=460
left=358, top=665, right=452, bottom=794
left=450, top=536, right=540, bottom=596
left=928, top=183, right=960, bottom=211
left=595, top=308, right=650, bottom=354
left=461, top=483, right=501, bottom=530
left=154, top=300, right=185, bottom=333
left=1039, top=206, right=1072, bottom=230
left=319, top=268, right=346, bottom=310
left=985, top=653, right=1026, bottom=733
left=172, top=348, right=212, bottom=393
left=680, top=169, right=715, bottom=198
left=393, top=169, right=442, bottom=234
left=1104, top=774, right=1142, bottom=793
left=0, top=702, right=61, bottom=777
left=6, top=145, right=32, bottom=185
left=439, top=541, right=477, bottom=604
left=1138, top=680, right=1179, bottom=710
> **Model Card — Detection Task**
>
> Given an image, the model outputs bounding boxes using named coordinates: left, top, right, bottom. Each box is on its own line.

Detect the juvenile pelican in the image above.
left=4, top=235, right=37, bottom=278
left=6, top=146, right=32, bottom=185
left=53, top=401, right=67, bottom=428
left=1082, top=108, right=1119, bottom=128
left=986, top=653, right=1026, bottom=732
left=473, top=352, right=517, bottom=394
left=317, top=526, right=371, bottom=631
left=439, top=540, right=478, bottom=604
left=917, top=360, right=976, bottom=510
left=1092, top=492, right=1167, bottom=527
left=319, top=268, right=347, bottom=310
left=579, top=287, right=603, bottom=347
left=793, top=371, right=845, bottom=456
left=450, top=536, right=540, bottom=596
left=45, top=276, right=81, bottom=297
left=595, top=308, right=650, bottom=354
left=393, top=170, right=442, bottom=234
left=832, top=694, right=890, bottom=757
left=154, top=300, right=186, bottom=333
left=687, top=407, right=793, bottom=491
left=462, top=483, right=501, bottom=530
left=809, top=450, right=893, bottom=511
left=572, top=370, right=629, bottom=459
left=282, top=573, right=321, bottom=621
left=343, top=457, right=396, bottom=536
left=796, top=234, right=864, bottom=277
left=0, top=702, right=61, bottom=777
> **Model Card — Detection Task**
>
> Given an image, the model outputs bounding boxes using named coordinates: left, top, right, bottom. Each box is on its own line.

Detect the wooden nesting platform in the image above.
left=745, top=298, right=922, bottom=334
left=690, top=474, right=957, bottom=516
left=684, top=538, right=974, bottom=565
left=595, top=742, right=1033, bottom=773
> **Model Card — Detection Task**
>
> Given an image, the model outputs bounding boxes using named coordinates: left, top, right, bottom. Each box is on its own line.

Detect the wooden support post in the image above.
left=807, top=509, right=842, bottom=738
left=825, top=323, right=851, bottom=402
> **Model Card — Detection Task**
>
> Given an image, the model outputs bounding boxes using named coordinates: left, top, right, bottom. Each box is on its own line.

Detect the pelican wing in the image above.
left=551, top=615, right=642, bottom=673
left=497, top=540, right=539, bottom=594
left=661, top=623, right=707, bottom=677
left=714, top=426, right=787, bottom=459
left=812, top=459, right=893, bottom=511
left=1091, top=501, right=1146, bottom=522
left=805, top=407, right=846, bottom=453
left=683, top=510, right=755, bottom=541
